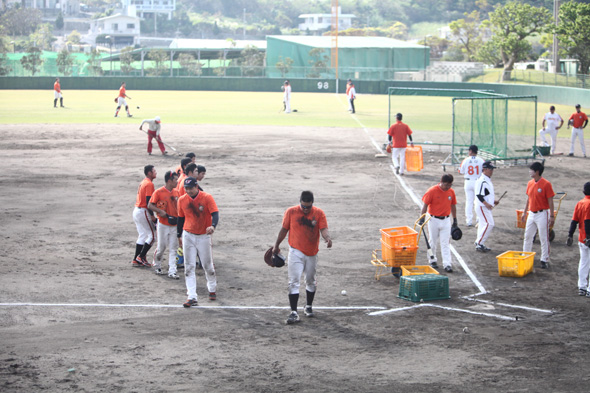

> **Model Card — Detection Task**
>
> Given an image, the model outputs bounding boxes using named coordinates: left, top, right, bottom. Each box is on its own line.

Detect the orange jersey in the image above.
left=175, top=164, right=182, bottom=176
left=282, top=205, right=328, bottom=256
left=176, top=173, right=187, bottom=195
left=119, top=86, right=126, bottom=98
left=151, top=186, right=179, bottom=226
left=569, top=111, right=588, bottom=128
left=177, top=191, right=218, bottom=235
left=346, top=85, right=352, bottom=95
left=54, top=81, right=61, bottom=93
left=526, top=177, right=555, bottom=212
left=422, top=185, right=457, bottom=217
left=572, top=196, right=590, bottom=242
left=135, top=177, right=155, bottom=208
left=387, top=121, right=413, bottom=148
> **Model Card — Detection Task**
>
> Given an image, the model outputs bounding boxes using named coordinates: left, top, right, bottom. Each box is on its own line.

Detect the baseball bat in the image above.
left=422, top=226, right=436, bottom=262
left=139, top=129, right=179, bottom=152
left=496, top=191, right=508, bottom=204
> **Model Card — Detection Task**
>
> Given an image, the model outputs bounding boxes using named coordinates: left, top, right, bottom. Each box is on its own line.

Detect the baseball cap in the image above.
left=482, top=161, right=496, bottom=169
left=347, top=79, right=352, bottom=82
left=155, top=116, right=161, bottom=122
left=575, top=104, right=581, bottom=108
left=184, top=177, right=197, bottom=188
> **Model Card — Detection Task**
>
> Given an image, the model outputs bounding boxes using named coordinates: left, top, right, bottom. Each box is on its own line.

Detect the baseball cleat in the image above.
left=183, top=298, right=198, bottom=308
left=304, top=306, right=315, bottom=318
left=208, top=292, right=216, bottom=301
left=475, top=244, right=491, bottom=253
left=444, top=266, right=453, bottom=273
left=578, top=288, right=587, bottom=296
left=285, top=311, right=300, bottom=325
left=154, top=268, right=164, bottom=275
left=127, top=114, right=133, bottom=117
left=429, top=261, right=439, bottom=269
left=540, top=261, right=549, bottom=269
left=395, top=167, right=400, bottom=175
left=167, top=273, right=180, bottom=280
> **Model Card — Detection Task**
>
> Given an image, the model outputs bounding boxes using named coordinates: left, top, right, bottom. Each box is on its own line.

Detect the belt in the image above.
left=531, top=209, right=546, bottom=213
left=433, top=215, right=449, bottom=219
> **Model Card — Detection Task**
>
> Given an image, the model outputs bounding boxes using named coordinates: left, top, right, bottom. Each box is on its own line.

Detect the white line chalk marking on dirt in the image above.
left=462, top=297, right=553, bottom=314
left=0, top=303, right=386, bottom=311
left=368, top=303, right=515, bottom=321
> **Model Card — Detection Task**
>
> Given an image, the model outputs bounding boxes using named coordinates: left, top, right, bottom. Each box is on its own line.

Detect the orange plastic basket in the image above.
left=380, top=226, right=418, bottom=248
left=380, top=241, right=418, bottom=267
left=405, top=146, right=423, bottom=172
left=515, top=209, right=528, bottom=228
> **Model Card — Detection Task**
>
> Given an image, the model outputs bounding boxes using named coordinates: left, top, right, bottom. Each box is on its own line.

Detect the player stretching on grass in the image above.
left=114, top=81, right=132, bottom=118
left=273, top=191, right=332, bottom=325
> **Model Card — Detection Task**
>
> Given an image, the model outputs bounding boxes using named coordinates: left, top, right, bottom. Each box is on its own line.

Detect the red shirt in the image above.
left=526, top=177, right=555, bottom=212
left=150, top=186, right=179, bottom=226
left=135, top=177, right=154, bottom=208
left=572, top=196, right=590, bottom=242
left=387, top=121, right=413, bottom=148
left=422, top=185, right=457, bottom=217
left=119, top=86, right=126, bottom=98
left=54, top=81, right=61, bottom=93
left=569, top=111, right=588, bottom=128
left=282, top=205, right=328, bottom=256
left=177, top=191, right=218, bottom=235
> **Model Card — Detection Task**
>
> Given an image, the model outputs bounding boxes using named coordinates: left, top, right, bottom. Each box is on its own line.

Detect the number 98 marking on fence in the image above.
left=317, top=81, right=329, bottom=90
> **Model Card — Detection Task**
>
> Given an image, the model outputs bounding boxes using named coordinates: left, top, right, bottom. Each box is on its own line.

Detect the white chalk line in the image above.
left=0, top=303, right=386, bottom=311
left=352, top=111, right=551, bottom=318
left=368, top=303, right=515, bottom=321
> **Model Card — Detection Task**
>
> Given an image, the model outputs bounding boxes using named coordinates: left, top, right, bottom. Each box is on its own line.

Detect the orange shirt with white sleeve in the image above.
left=135, top=178, right=154, bottom=208
left=177, top=191, right=218, bottom=235
left=526, top=177, right=555, bottom=212
left=150, top=186, right=179, bottom=226
left=422, top=185, right=457, bottom=217
left=387, top=121, right=413, bottom=148
left=282, top=205, right=328, bottom=256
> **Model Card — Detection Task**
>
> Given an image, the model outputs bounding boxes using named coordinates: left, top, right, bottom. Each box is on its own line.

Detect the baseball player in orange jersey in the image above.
left=387, top=113, right=414, bottom=175
left=420, top=174, right=458, bottom=272
left=53, top=78, right=64, bottom=108
left=522, top=162, right=555, bottom=269
left=568, top=104, right=588, bottom=157
left=177, top=163, right=197, bottom=196
left=114, top=81, right=132, bottom=118
left=566, top=182, right=590, bottom=296
left=273, top=191, right=332, bottom=325
left=133, top=165, right=157, bottom=267
left=148, top=170, right=180, bottom=279
left=178, top=177, right=219, bottom=307
left=458, top=145, right=484, bottom=226
left=175, top=153, right=196, bottom=176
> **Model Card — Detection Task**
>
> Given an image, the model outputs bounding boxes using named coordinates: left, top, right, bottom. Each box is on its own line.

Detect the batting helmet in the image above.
left=264, top=247, right=286, bottom=268
left=451, top=225, right=462, bottom=241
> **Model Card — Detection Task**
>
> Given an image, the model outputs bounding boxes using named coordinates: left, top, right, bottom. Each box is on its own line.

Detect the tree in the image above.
left=239, top=45, right=264, bottom=76
left=486, top=1, right=552, bottom=81
left=20, top=46, right=44, bottom=75
left=67, top=30, right=81, bottom=45
left=178, top=53, right=203, bottom=76
left=0, top=7, right=42, bottom=37
left=56, top=47, right=74, bottom=75
left=0, top=29, right=12, bottom=76
left=275, top=56, right=293, bottom=78
left=555, top=1, right=590, bottom=75
left=388, top=22, right=409, bottom=40
left=449, top=11, right=488, bottom=61
left=29, top=24, right=55, bottom=51
left=120, top=46, right=135, bottom=75
left=87, top=49, right=104, bottom=76
left=476, top=40, right=503, bottom=68
left=55, top=12, right=64, bottom=31
left=419, top=36, right=451, bottom=60
left=147, top=48, right=168, bottom=76
left=307, top=47, right=329, bottom=78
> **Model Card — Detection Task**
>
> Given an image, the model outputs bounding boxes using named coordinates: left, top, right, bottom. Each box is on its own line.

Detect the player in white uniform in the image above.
left=458, top=145, right=484, bottom=227
left=346, top=79, right=356, bottom=114
left=282, top=80, right=292, bottom=113
left=539, top=105, right=564, bottom=154
left=474, top=161, right=499, bottom=252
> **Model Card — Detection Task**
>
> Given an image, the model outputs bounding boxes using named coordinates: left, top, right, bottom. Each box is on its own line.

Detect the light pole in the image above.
left=10, top=41, right=15, bottom=53
left=105, top=35, right=112, bottom=74
left=423, top=35, right=431, bottom=81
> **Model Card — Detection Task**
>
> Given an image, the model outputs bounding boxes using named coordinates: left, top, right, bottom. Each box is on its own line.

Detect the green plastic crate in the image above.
left=398, top=274, right=450, bottom=302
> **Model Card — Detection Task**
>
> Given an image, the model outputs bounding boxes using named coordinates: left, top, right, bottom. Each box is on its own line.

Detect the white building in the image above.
left=126, top=0, right=175, bottom=20
left=298, top=6, right=355, bottom=32
left=90, top=12, right=141, bottom=46
left=6, top=0, right=80, bottom=15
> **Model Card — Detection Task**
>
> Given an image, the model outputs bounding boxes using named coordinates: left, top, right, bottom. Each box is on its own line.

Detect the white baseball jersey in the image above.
left=141, top=119, right=161, bottom=135
left=543, top=112, right=563, bottom=130
left=459, top=156, right=485, bottom=180
left=347, top=86, right=356, bottom=100
left=474, top=174, right=494, bottom=207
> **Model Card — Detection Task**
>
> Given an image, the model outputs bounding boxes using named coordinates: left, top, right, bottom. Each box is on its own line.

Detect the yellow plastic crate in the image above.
left=401, top=265, right=439, bottom=276
left=496, top=251, right=536, bottom=277
left=380, top=226, right=418, bottom=248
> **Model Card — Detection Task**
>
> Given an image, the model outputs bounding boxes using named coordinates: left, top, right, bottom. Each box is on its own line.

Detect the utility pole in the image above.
left=552, top=0, right=560, bottom=74
left=243, top=8, right=246, bottom=39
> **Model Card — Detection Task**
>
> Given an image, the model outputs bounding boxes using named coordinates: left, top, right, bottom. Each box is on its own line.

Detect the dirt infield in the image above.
left=1, top=123, right=589, bottom=392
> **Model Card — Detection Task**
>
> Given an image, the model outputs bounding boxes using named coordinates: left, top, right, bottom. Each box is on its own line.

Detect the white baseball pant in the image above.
left=117, top=97, right=127, bottom=107
left=427, top=216, right=452, bottom=268
left=287, top=247, right=317, bottom=295
left=475, top=205, right=494, bottom=246
left=391, top=147, right=407, bottom=174
left=154, top=222, right=178, bottom=274
left=539, top=128, right=558, bottom=154
left=133, top=207, right=155, bottom=245
left=523, top=210, right=550, bottom=262
left=570, top=127, right=586, bottom=156
left=183, top=232, right=216, bottom=300
left=578, top=241, right=590, bottom=291
left=54, top=91, right=62, bottom=99
left=464, top=179, right=477, bottom=225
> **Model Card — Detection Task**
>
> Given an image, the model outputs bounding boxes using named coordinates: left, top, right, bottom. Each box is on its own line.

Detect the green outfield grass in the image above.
left=0, top=90, right=454, bottom=131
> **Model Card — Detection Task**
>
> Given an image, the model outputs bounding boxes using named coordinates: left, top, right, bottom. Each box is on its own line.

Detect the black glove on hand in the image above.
left=452, top=218, right=458, bottom=228
left=585, top=238, right=590, bottom=248
left=566, top=236, right=573, bottom=247
left=418, top=217, right=425, bottom=225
